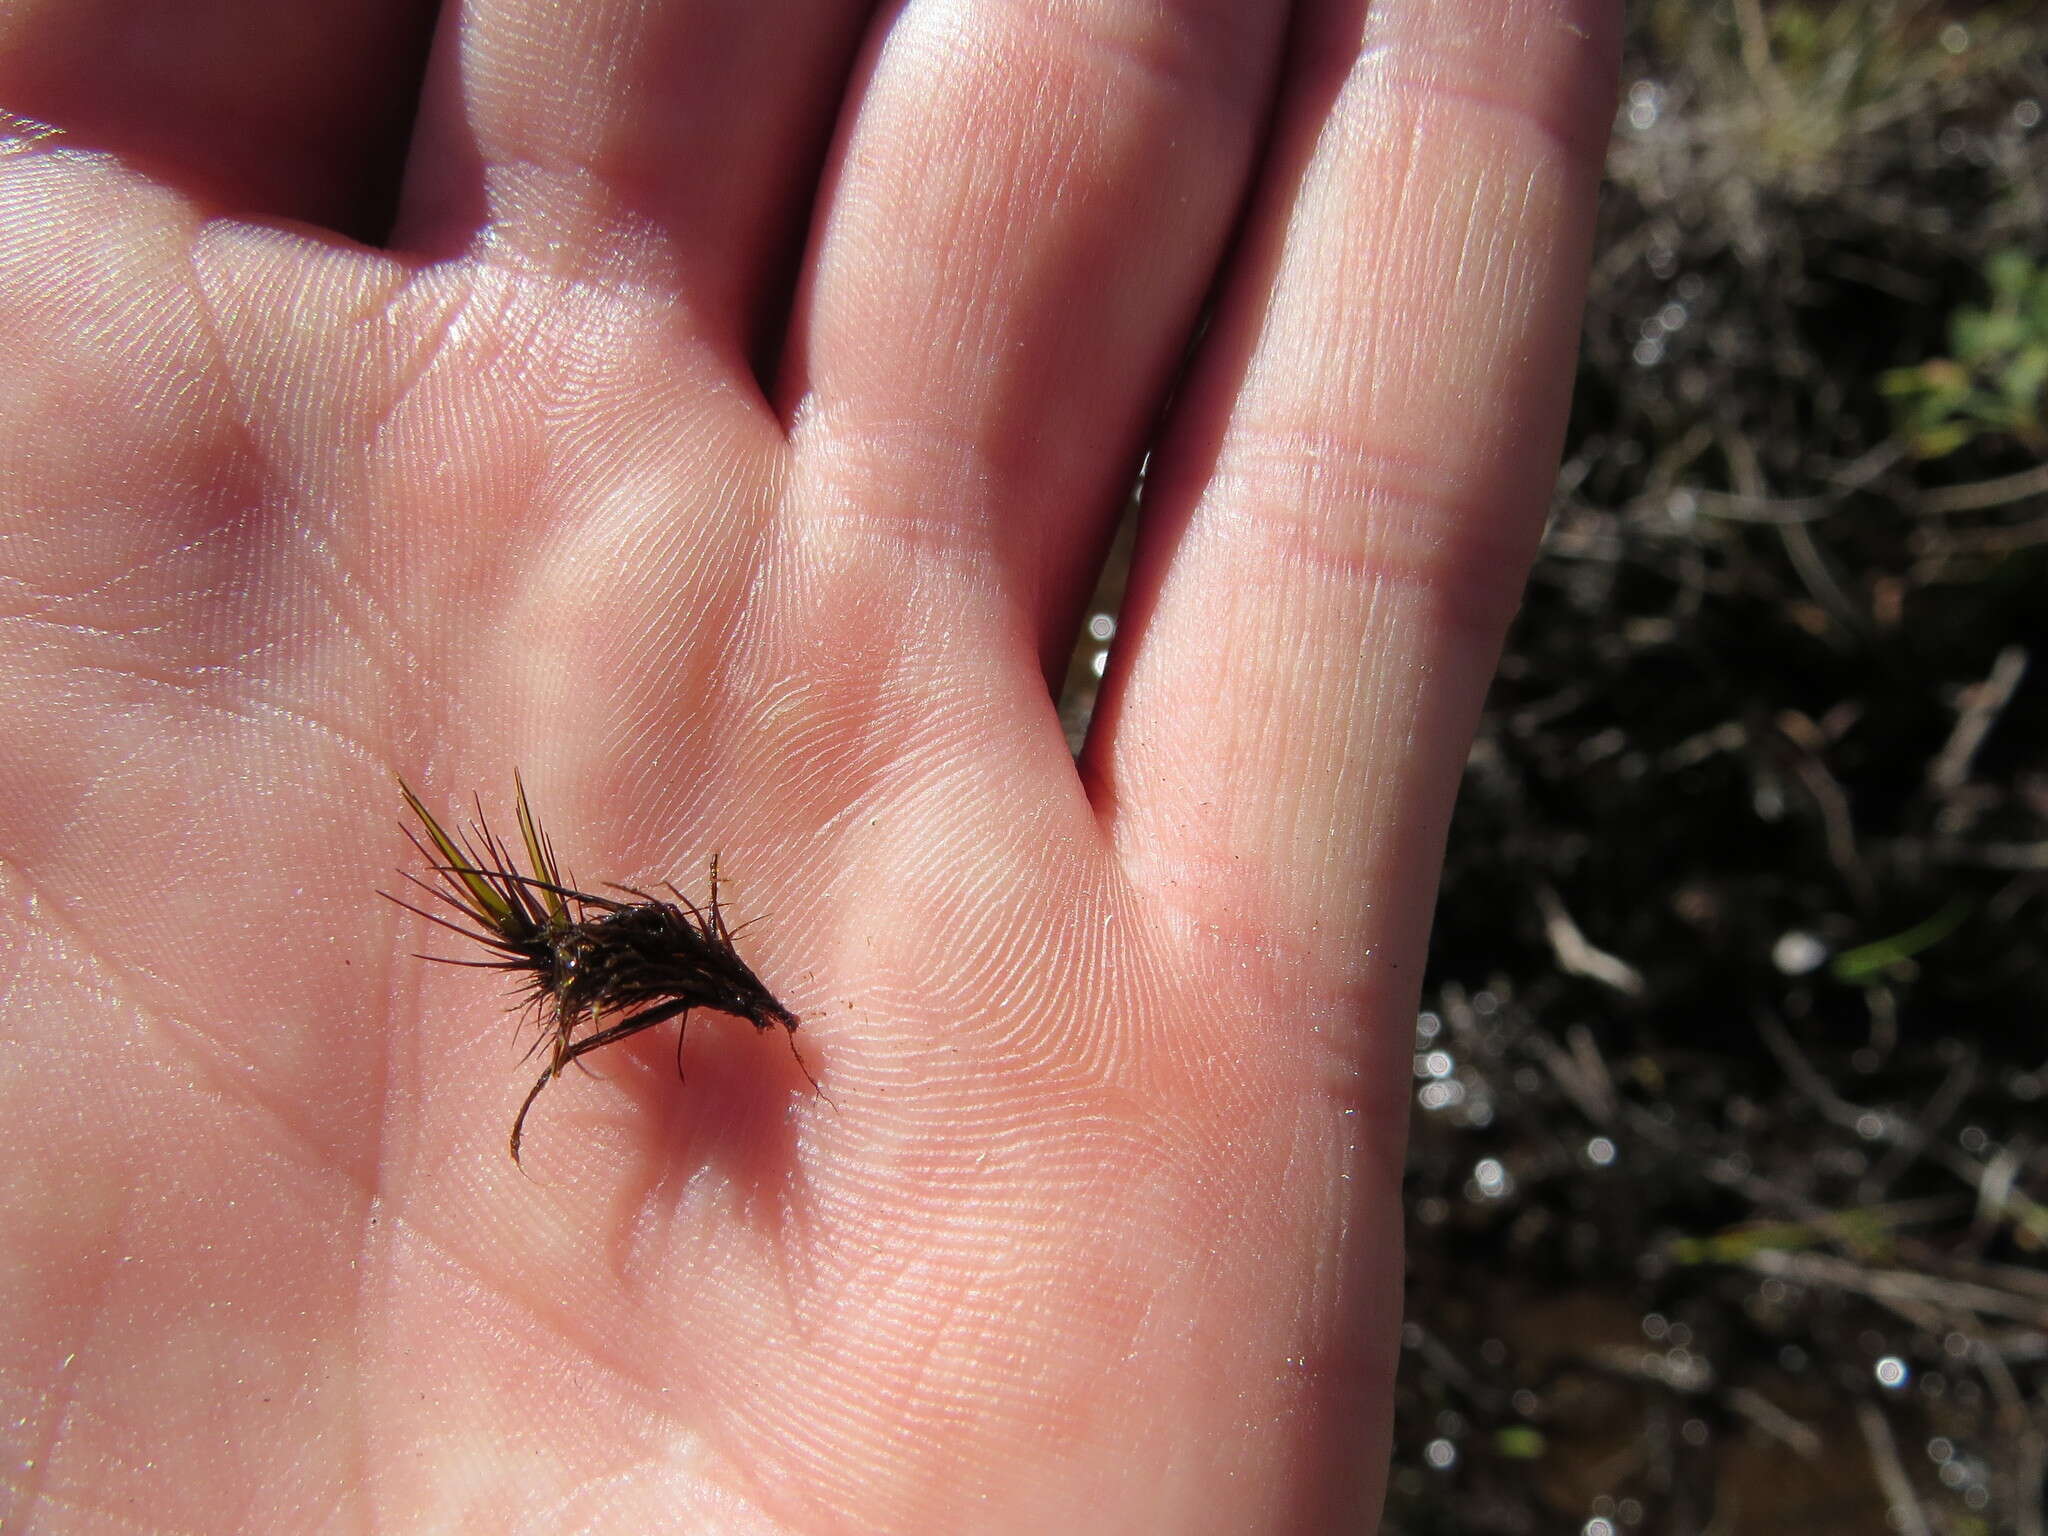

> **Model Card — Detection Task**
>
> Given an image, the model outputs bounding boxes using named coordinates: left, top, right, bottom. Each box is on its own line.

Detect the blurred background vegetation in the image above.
left=1061, top=1, right=2048, bottom=1529
left=1397, top=1, right=2046, bottom=1528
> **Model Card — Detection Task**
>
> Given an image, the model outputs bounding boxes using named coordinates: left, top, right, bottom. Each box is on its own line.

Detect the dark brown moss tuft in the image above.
left=385, top=776, right=817, bottom=1164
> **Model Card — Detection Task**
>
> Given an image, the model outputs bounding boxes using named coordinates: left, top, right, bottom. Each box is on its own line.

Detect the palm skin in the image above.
left=0, top=1, right=1615, bottom=1531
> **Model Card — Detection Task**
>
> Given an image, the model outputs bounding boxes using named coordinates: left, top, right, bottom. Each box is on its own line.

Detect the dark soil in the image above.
left=1385, top=5, right=2048, bottom=1532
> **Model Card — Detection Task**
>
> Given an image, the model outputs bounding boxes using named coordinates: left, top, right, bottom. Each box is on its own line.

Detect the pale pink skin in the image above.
left=0, top=2, right=1615, bottom=1530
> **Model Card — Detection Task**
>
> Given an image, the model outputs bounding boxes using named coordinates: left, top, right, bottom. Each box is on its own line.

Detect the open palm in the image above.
left=0, top=1, right=1612, bottom=1530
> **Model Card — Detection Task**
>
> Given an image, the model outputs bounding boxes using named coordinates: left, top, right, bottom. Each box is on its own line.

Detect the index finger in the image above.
left=1091, top=0, right=1617, bottom=959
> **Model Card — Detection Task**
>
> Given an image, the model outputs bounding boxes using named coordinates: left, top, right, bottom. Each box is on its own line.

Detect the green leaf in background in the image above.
left=1987, top=246, right=2034, bottom=303
left=2001, top=342, right=2048, bottom=409
left=1889, top=249, right=2048, bottom=456
left=1830, top=898, right=1973, bottom=984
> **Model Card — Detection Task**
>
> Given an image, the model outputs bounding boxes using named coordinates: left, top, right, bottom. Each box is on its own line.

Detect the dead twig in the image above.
left=1861, top=1049, right=1977, bottom=1204
left=2017, top=1417, right=2046, bottom=1536
left=1917, top=460, right=2048, bottom=516
left=1741, top=1248, right=2048, bottom=1328
left=1917, top=839, right=2048, bottom=870
left=1536, top=884, right=1647, bottom=997
left=1723, top=1386, right=1823, bottom=1461
left=1773, top=713, right=1874, bottom=905
left=1928, top=646, right=2030, bottom=794
left=1856, top=1399, right=1933, bottom=1536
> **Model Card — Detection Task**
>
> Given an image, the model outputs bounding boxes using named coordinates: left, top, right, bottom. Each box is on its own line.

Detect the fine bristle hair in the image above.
left=384, top=776, right=819, bottom=1165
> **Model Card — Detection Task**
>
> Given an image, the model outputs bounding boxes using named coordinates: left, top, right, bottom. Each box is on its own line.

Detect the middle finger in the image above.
left=785, top=0, right=1292, bottom=663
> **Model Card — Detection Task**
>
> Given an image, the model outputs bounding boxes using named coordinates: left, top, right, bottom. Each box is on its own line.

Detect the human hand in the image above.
left=0, top=1, right=1614, bottom=1529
